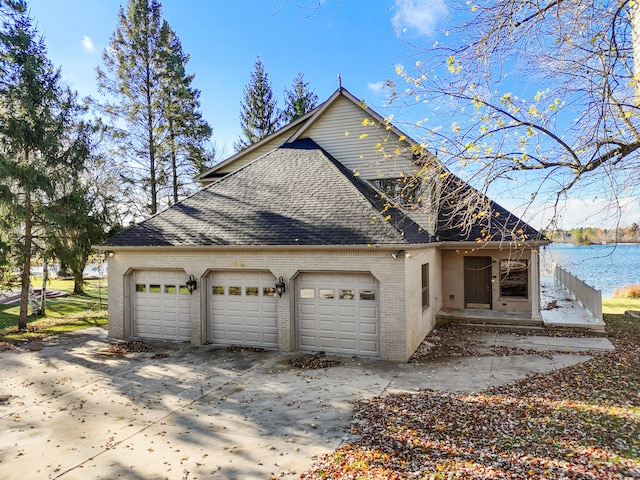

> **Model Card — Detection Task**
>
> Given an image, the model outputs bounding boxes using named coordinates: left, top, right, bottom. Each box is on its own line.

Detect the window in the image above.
left=319, top=289, right=334, bottom=299
left=212, top=286, right=225, bottom=295
left=263, top=287, right=277, bottom=297
left=339, top=289, right=355, bottom=300
left=246, top=286, right=259, bottom=296
left=422, top=263, right=429, bottom=309
left=135, top=284, right=146, bottom=293
left=149, top=284, right=161, bottom=293
left=179, top=285, right=190, bottom=295
left=229, top=286, right=242, bottom=295
left=360, top=290, right=376, bottom=301
left=164, top=285, right=177, bottom=294
left=300, top=288, right=315, bottom=299
left=500, top=260, right=528, bottom=298
left=371, top=177, right=422, bottom=206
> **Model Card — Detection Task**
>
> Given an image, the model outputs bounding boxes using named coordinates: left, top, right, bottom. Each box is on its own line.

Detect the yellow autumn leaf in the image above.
left=359, top=133, right=368, bottom=139
left=344, top=131, right=350, bottom=136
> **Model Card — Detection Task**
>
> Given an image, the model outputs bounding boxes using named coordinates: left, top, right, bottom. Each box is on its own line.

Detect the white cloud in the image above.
left=503, top=196, right=640, bottom=231
left=82, top=36, right=97, bottom=53
left=391, top=0, right=448, bottom=36
left=368, top=81, right=385, bottom=92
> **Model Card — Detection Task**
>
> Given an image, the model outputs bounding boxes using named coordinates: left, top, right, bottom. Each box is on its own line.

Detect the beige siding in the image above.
left=302, top=96, right=418, bottom=180
left=106, top=247, right=431, bottom=362
left=212, top=131, right=292, bottom=176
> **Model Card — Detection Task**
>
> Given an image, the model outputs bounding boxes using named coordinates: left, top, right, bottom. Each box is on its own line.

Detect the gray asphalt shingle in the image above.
left=103, top=139, right=432, bottom=247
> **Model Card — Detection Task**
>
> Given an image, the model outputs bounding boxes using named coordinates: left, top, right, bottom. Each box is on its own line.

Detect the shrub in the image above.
left=613, top=283, right=640, bottom=298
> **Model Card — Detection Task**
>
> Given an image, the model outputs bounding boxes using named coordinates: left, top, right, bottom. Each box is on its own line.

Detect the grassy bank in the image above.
left=302, top=313, right=640, bottom=479
left=0, top=278, right=108, bottom=342
left=603, top=297, right=640, bottom=315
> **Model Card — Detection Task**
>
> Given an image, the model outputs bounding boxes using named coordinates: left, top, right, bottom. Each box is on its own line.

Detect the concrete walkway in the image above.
left=0, top=327, right=614, bottom=479
left=540, top=277, right=605, bottom=330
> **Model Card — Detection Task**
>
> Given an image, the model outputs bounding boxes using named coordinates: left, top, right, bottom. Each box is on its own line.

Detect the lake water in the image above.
left=541, top=243, right=640, bottom=298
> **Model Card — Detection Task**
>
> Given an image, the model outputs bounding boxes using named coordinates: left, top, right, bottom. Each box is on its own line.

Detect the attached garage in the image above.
left=132, top=270, right=192, bottom=341
left=297, top=272, right=379, bottom=357
left=208, top=271, right=278, bottom=347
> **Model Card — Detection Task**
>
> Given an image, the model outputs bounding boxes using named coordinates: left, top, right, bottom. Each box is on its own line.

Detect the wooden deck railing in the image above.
left=554, top=263, right=604, bottom=323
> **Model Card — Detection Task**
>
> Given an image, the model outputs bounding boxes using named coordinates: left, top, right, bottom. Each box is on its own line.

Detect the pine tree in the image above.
left=98, top=0, right=211, bottom=216
left=235, top=57, right=281, bottom=151
left=282, top=72, right=318, bottom=123
left=0, top=7, right=87, bottom=329
left=160, top=26, right=212, bottom=204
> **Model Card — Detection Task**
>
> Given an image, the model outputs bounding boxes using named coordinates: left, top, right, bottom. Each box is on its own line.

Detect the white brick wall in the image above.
left=106, top=247, right=430, bottom=362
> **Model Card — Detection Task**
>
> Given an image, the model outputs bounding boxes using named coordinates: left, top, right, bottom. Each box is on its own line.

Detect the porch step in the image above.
left=436, top=308, right=607, bottom=336
left=436, top=308, right=542, bottom=328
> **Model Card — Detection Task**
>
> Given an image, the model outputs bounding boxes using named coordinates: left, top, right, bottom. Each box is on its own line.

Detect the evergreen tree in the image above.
left=160, top=26, right=213, bottom=204
left=0, top=7, right=87, bottom=329
left=44, top=127, right=120, bottom=295
left=97, top=0, right=211, bottom=216
left=235, top=57, right=281, bottom=151
left=282, top=72, right=318, bottom=123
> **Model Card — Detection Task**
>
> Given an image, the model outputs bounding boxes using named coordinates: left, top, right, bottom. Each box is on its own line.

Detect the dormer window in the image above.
left=371, top=177, right=422, bottom=206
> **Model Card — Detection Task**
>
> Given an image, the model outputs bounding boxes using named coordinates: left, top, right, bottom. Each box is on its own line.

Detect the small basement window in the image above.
left=500, top=259, right=529, bottom=298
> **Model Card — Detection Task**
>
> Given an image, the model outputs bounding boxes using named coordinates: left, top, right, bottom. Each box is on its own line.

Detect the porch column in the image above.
left=530, top=250, right=541, bottom=320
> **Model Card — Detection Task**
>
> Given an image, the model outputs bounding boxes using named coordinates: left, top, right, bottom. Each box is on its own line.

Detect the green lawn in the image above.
left=0, top=278, right=108, bottom=342
left=603, top=297, right=640, bottom=315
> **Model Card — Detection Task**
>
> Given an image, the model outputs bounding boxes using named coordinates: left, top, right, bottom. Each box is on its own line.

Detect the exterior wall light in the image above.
left=275, top=276, right=286, bottom=297
left=106, top=251, right=115, bottom=258
left=392, top=250, right=410, bottom=259
left=186, top=274, right=198, bottom=294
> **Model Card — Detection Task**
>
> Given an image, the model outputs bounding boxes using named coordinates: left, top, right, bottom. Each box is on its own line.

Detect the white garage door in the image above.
left=208, top=271, right=278, bottom=347
left=297, top=272, right=379, bottom=356
left=133, top=270, right=191, bottom=341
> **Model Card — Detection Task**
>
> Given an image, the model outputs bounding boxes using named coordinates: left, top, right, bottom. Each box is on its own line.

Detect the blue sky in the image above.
left=23, top=0, right=640, bottom=229
left=26, top=0, right=441, bottom=156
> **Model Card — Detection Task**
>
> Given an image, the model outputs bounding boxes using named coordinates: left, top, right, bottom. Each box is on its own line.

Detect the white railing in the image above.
left=554, top=263, right=603, bottom=323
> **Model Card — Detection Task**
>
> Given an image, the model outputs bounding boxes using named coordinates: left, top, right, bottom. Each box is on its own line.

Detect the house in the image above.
left=100, top=87, right=549, bottom=362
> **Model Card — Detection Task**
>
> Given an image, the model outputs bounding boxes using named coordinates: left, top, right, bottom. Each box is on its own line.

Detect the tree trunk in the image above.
left=72, top=268, right=84, bottom=295
left=39, top=257, right=48, bottom=315
left=18, top=193, right=33, bottom=331
left=169, top=118, right=178, bottom=204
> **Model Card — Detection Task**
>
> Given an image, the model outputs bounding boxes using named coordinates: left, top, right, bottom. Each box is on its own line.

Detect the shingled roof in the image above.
left=103, top=139, right=433, bottom=247
left=435, top=173, right=545, bottom=243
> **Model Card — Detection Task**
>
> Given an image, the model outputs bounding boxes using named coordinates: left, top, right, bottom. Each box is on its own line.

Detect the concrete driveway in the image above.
left=0, top=327, right=614, bottom=479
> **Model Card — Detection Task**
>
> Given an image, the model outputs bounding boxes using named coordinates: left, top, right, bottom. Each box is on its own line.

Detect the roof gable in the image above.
left=104, top=139, right=432, bottom=248
left=196, top=87, right=429, bottom=184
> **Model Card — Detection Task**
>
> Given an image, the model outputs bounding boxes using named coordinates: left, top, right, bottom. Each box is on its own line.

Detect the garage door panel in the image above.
left=338, top=322, right=356, bottom=334
left=133, top=270, right=191, bottom=342
left=209, top=271, right=278, bottom=348
left=359, top=323, right=378, bottom=335
left=339, top=339, right=356, bottom=350
left=338, top=305, right=356, bottom=316
left=317, top=305, right=335, bottom=315
left=359, top=341, right=378, bottom=354
left=297, top=272, right=379, bottom=357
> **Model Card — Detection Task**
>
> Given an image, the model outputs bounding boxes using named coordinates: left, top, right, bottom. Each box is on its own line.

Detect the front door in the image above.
left=464, top=256, right=492, bottom=309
